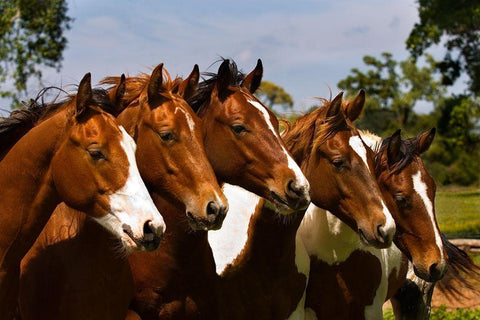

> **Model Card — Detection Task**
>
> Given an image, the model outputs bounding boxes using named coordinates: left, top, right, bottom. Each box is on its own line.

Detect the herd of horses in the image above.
left=0, top=58, right=478, bottom=320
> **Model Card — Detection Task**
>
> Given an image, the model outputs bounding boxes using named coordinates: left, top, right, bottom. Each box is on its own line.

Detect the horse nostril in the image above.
left=287, top=180, right=303, bottom=197
left=206, top=201, right=220, bottom=217
left=429, top=263, right=443, bottom=279
left=143, top=220, right=155, bottom=242
left=377, top=224, right=387, bottom=243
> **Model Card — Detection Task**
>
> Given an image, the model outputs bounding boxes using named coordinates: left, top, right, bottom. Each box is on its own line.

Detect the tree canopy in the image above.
left=0, top=0, right=72, bottom=106
left=338, top=52, right=445, bottom=134
left=406, top=0, right=480, bottom=95
left=256, top=80, right=294, bottom=112
left=337, top=52, right=479, bottom=186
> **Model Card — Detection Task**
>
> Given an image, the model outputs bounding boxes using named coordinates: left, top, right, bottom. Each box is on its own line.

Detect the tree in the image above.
left=338, top=52, right=445, bottom=134
left=256, top=81, right=294, bottom=112
left=0, top=0, right=72, bottom=106
left=406, top=0, right=480, bottom=95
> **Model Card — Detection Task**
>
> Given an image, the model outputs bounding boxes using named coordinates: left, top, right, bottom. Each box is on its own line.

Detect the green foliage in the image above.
left=256, top=81, right=294, bottom=112
left=435, top=189, right=480, bottom=238
left=384, top=306, right=480, bottom=320
left=406, top=0, right=480, bottom=94
left=338, top=52, right=479, bottom=186
left=338, top=52, right=445, bottom=133
left=423, top=95, right=480, bottom=186
left=0, top=0, right=72, bottom=106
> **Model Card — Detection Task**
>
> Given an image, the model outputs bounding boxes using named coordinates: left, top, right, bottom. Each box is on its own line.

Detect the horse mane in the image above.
left=100, top=67, right=183, bottom=108
left=0, top=87, right=115, bottom=159
left=282, top=98, right=350, bottom=165
left=188, top=59, right=245, bottom=114
left=374, top=133, right=424, bottom=176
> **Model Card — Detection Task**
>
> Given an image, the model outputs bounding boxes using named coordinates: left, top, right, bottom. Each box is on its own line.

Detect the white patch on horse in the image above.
left=412, top=171, right=444, bottom=264
left=96, top=126, right=166, bottom=250
left=174, top=107, right=195, bottom=132
left=286, top=235, right=310, bottom=320
left=208, top=184, right=260, bottom=274
left=363, top=244, right=403, bottom=319
left=298, top=204, right=360, bottom=265
left=304, top=308, right=319, bottom=320
left=248, top=99, right=309, bottom=190
left=349, top=135, right=370, bottom=173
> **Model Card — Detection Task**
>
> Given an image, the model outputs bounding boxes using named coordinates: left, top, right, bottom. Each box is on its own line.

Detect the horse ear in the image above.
left=214, top=59, right=233, bottom=100
left=344, top=89, right=365, bottom=122
left=177, top=64, right=199, bottom=100
left=387, top=129, right=402, bottom=167
left=417, top=128, right=436, bottom=154
left=241, top=59, right=263, bottom=94
left=326, top=92, right=344, bottom=119
left=148, top=63, right=164, bottom=103
left=75, top=73, right=93, bottom=119
left=108, top=74, right=127, bottom=116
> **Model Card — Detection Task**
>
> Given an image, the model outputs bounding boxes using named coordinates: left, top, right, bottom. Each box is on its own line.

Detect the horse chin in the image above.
left=120, top=233, right=138, bottom=253
left=186, top=213, right=225, bottom=231
left=264, top=198, right=295, bottom=215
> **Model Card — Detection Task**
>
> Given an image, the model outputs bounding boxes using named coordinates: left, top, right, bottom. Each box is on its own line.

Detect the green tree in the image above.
left=406, top=0, right=480, bottom=94
left=338, top=52, right=445, bottom=134
left=256, top=80, right=294, bottom=112
left=0, top=0, right=72, bottom=106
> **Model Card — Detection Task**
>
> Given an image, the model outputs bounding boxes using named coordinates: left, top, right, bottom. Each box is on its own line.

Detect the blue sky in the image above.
left=21, top=0, right=442, bottom=113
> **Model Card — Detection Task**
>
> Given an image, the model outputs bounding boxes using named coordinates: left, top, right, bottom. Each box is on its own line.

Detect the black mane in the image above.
left=188, top=59, right=245, bottom=114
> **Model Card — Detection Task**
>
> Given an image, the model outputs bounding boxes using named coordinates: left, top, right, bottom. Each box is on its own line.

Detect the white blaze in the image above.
left=412, top=171, right=444, bottom=264
left=349, top=135, right=370, bottom=173
left=94, top=126, right=166, bottom=251
left=247, top=99, right=309, bottom=190
left=175, top=107, right=195, bottom=132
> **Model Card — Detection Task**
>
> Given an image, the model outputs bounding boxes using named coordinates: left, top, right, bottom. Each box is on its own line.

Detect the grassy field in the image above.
left=384, top=306, right=480, bottom=319
left=435, top=189, right=480, bottom=238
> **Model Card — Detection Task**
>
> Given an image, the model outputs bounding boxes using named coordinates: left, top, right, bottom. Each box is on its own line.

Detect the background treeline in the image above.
left=335, top=52, right=480, bottom=187
left=294, top=0, right=480, bottom=187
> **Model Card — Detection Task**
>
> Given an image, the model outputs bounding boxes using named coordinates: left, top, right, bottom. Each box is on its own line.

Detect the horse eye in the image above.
left=395, top=194, right=409, bottom=208
left=231, top=124, right=247, bottom=135
left=158, top=131, right=176, bottom=142
left=332, top=158, right=345, bottom=169
left=88, top=149, right=106, bottom=161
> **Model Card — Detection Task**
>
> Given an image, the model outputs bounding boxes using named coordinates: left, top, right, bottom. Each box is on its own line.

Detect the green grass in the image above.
left=435, top=189, right=480, bottom=238
left=384, top=306, right=480, bottom=319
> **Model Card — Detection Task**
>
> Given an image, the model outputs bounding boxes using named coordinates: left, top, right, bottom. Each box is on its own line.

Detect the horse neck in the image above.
left=150, top=192, right=211, bottom=262
left=0, top=112, right=65, bottom=262
left=214, top=184, right=304, bottom=275
left=298, top=204, right=362, bottom=264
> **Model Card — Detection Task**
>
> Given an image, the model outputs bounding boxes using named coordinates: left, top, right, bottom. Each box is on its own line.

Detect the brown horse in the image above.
left=0, top=73, right=165, bottom=319
left=300, top=96, right=446, bottom=320
left=209, top=90, right=396, bottom=319
left=18, top=64, right=226, bottom=320
left=127, top=59, right=311, bottom=319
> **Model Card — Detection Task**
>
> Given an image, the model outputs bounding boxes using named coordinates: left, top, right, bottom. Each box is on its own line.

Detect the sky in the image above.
left=7, top=0, right=451, bottom=114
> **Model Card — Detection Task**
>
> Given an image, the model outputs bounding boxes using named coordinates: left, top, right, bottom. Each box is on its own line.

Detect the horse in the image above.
left=298, top=93, right=447, bottom=319
left=18, top=64, right=227, bottom=320
left=0, top=73, right=165, bottom=319
left=126, top=59, right=311, bottom=320
left=208, top=90, right=396, bottom=319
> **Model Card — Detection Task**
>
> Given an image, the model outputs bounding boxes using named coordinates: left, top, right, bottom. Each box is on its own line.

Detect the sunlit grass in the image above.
left=384, top=306, right=480, bottom=319
left=435, top=189, right=480, bottom=238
